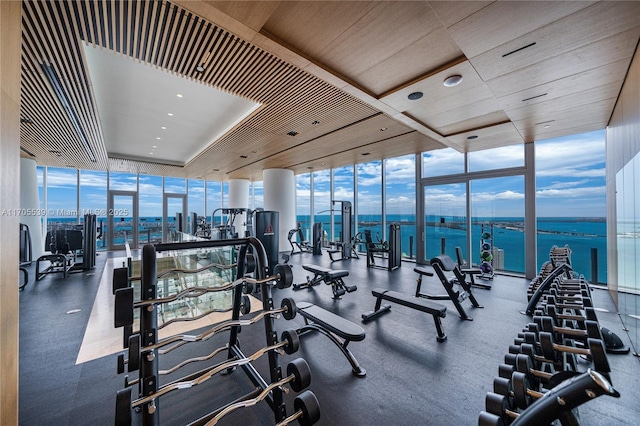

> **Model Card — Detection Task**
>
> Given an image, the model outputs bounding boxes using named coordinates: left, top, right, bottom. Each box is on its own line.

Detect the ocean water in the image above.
left=296, top=214, right=607, bottom=284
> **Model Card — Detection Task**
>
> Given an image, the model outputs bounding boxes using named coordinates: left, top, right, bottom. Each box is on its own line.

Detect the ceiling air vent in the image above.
left=502, top=42, right=536, bottom=58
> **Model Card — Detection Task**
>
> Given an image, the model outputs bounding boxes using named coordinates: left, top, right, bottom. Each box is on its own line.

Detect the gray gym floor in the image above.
left=18, top=250, right=640, bottom=425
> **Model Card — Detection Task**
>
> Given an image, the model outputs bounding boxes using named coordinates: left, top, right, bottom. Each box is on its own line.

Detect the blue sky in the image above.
left=40, top=130, right=606, bottom=221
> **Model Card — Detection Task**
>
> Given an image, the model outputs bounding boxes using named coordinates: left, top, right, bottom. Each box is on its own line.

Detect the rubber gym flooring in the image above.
left=18, top=250, right=640, bottom=425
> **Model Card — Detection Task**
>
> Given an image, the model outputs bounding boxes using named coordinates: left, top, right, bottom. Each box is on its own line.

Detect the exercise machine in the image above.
left=35, top=214, right=97, bottom=281
left=417, top=254, right=483, bottom=320
left=293, top=264, right=357, bottom=299
left=364, top=223, right=401, bottom=270
left=296, top=302, right=366, bottom=377
left=362, top=283, right=448, bottom=342
left=288, top=223, right=313, bottom=255
left=455, top=246, right=490, bottom=290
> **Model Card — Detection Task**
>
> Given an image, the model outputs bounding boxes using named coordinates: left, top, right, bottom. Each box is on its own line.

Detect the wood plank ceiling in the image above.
left=19, top=0, right=640, bottom=181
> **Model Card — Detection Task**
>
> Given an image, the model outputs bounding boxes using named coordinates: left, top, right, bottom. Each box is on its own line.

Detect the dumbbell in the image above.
left=510, top=369, right=620, bottom=425
left=535, top=316, right=602, bottom=343
left=513, top=353, right=553, bottom=390
left=483, top=392, right=518, bottom=425
left=538, top=332, right=611, bottom=377
left=545, top=294, right=593, bottom=311
left=276, top=389, right=321, bottom=426
left=493, top=373, right=543, bottom=410
left=117, top=334, right=141, bottom=374
left=544, top=304, right=598, bottom=324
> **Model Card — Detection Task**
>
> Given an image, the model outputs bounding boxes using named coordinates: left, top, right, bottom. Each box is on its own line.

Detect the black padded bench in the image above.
left=362, top=288, right=447, bottom=342
left=293, top=264, right=357, bottom=299
left=296, top=302, right=366, bottom=377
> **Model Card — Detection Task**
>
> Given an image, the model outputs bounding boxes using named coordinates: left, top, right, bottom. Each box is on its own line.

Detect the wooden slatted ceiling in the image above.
left=19, top=0, right=395, bottom=179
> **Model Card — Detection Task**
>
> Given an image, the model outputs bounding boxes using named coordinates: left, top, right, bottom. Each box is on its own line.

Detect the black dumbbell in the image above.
left=538, top=332, right=611, bottom=377
left=484, top=392, right=518, bottom=425
left=277, top=389, right=321, bottom=426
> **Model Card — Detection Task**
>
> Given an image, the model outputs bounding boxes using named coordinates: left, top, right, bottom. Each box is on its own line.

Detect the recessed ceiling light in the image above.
left=152, top=145, right=157, bottom=148
left=240, top=155, right=248, bottom=159
left=467, top=135, right=478, bottom=140
left=312, top=120, right=320, bottom=126
left=196, top=65, right=205, bottom=73
left=156, top=137, right=161, bottom=140
left=149, top=152, right=154, bottom=155
left=213, top=168, right=219, bottom=172
left=380, top=127, right=388, bottom=131
left=307, top=167, right=313, bottom=170
left=287, top=130, right=298, bottom=137
left=544, top=125, right=551, bottom=129
left=443, top=75, right=463, bottom=87
left=176, top=94, right=183, bottom=98
left=167, top=113, right=173, bottom=116
left=408, top=92, right=423, bottom=100
left=362, top=152, right=370, bottom=156
left=161, top=126, right=166, bottom=130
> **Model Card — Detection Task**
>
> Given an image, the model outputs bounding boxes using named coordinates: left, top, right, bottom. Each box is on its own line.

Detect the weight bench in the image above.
left=417, top=255, right=484, bottom=321
left=293, top=264, right=357, bottom=299
left=362, top=288, right=447, bottom=342
left=296, top=302, right=366, bottom=377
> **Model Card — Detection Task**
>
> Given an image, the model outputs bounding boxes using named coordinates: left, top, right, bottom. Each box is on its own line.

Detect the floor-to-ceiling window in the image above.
left=357, top=161, right=382, bottom=248
left=79, top=170, right=107, bottom=250
left=45, top=167, right=78, bottom=231
left=252, top=181, right=264, bottom=210
left=535, top=130, right=607, bottom=284
left=385, top=154, right=416, bottom=259
left=470, top=176, right=525, bottom=273
left=188, top=179, right=205, bottom=235
left=313, top=170, right=331, bottom=245
left=295, top=173, right=311, bottom=242
left=138, top=174, right=163, bottom=244
left=333, top=166, right=354, bottom=244
left=424, top=182, right=467, bottom=261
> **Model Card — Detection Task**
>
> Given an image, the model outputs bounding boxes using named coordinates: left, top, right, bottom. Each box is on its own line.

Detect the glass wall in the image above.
left=138, top=175, right=162, bottom=244
left=468, top=144, right=524, bottom=172
left=357, top=161, right=382, bottom=249
left=535, top=130, right=607, bottom=283
left=333, top=166, right=354, bottom=243
left=188, top=179, right=205, bottom=234
left=79, top=170, right=107, bottom=250
left=295, top=173, right=311, bottom=241
left=470, top=176, right=525, bottom=273
left=252, top=181, right=264, bottom=210
left=313, top=170, right=331, bottom=245
left=45, top=167, right=78, bottom=231
left=385, top=155, right=416, bottom=259
left=423, top=147, right=465, bottom=178
left=424, top=183, right=467, bottom=260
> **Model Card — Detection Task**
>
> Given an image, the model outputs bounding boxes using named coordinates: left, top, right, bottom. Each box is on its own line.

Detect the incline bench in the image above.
left=296, top=302, right=366, bottom=377
left=362, top=288, right=448, bottom=342
left=293, top=264, right=357, bottom=299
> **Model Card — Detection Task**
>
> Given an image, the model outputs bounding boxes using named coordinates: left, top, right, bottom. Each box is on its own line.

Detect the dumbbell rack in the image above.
left=113, top=237, right=319, bottom=425
left=478, top=249, right=621, bottom=425
left=479, top=223, right=494, bottom=280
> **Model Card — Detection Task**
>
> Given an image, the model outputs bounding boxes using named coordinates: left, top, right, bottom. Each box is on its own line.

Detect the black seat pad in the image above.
left=371, top=288, right=446, bottom=317
left=298, top=302, right=365, bottom=341
left=303, top=264, right=349, bottom=279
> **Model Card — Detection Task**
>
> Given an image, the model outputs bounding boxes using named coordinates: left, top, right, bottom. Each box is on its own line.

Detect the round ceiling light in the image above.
left=443, top=74, right=463, bottom=87
left=408, top=92, right=423, bottom=100
left=196, top=65, right=205, bottom=73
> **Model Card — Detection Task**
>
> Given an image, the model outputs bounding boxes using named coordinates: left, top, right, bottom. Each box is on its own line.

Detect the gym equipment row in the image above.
left=35, top=213, right=97, bottom=281
left=112, top=237, right=320, bottom=425
left=478, top=245, right=626, bottom=425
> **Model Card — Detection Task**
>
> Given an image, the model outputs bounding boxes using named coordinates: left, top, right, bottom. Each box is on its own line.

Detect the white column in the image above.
left=263, top=169, right=296, bottom=250
left=20, top=158, right=44, bottom=259
left=228, top=179, right=249, bottom=237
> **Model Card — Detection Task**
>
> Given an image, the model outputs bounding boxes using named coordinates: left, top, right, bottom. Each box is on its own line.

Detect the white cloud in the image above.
left=536, top=185, right=605, bottom=199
